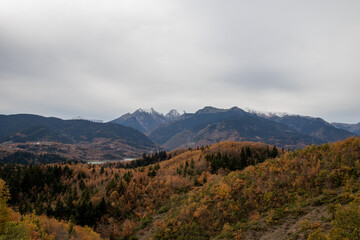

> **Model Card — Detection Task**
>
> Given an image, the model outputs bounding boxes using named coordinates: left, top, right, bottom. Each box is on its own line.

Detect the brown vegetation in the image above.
left=0, top=138, right=359, bottom=239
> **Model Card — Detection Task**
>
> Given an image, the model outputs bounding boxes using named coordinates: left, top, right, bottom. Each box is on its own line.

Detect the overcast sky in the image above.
left=1, top=0, right=359, bottom=123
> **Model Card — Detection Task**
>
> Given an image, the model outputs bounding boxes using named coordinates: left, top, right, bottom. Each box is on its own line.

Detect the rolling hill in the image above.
left=0, top=114, right=157, bottom=150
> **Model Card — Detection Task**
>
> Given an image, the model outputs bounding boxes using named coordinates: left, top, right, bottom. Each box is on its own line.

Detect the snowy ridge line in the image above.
left=244, top=107, right=294, bottom=118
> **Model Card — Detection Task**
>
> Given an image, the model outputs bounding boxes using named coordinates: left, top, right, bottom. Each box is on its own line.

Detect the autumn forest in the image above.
left=0, top=136, right=359, bottom=239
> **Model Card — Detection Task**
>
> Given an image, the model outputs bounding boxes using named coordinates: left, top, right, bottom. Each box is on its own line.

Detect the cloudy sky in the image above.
left=1, top=0, right=359, bottom=123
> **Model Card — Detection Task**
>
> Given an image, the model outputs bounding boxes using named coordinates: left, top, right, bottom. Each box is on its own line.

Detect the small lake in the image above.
left=87, top=158, right=136, bottom=164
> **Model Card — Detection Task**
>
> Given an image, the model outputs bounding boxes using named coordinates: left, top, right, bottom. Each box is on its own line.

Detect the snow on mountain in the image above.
left=244, top=107, right=292, bottom=118
left=166, top=109, right=181, bottom=121
left=136, top=108, right=162, bottom=116
left=111, top=108, right=182, bottom=134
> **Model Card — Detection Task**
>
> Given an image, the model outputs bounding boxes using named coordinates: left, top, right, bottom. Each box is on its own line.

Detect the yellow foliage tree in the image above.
left=0, top=179, right=10, bottom=235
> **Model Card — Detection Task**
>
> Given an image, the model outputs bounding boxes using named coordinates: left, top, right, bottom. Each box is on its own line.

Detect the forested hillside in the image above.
left=0, top=114, right=159, bottom=161
left=154, top=137, right=360, bottom=239
left=0, top=150, right=69, bottom=165
left=0, top=137, right=359, bottom=239
left=0, top=178, right=101, bottom=239
left=0, top=114, right=156, bottom=149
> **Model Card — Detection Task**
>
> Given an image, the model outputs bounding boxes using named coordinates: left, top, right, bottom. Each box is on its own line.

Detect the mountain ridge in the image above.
left=147, top=106, right=355, bottom=150
left=331, top=122, right=360, bottom=135
left=110, top=108, right=181, bottom=133
left=0, top=113, right=157, bottom=151
left=262, top=114, right=355, bottom=142
left=2, top=107, right=357, bottom=153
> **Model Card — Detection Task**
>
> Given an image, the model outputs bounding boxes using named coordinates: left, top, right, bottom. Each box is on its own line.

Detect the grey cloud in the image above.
left=0, top=0, right=359, bottom=123
left=221, top=68, right=304, bottom=92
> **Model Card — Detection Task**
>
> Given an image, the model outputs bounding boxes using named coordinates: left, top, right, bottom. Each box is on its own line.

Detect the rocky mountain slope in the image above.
left=110, top=108, right=181, bottom=133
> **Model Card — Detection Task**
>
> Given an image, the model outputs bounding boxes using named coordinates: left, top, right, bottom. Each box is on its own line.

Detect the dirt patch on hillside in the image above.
left=243, top=205, right=332, bottom=240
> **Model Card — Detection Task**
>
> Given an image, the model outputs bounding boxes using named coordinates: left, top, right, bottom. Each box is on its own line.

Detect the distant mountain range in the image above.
left=111, top=106, right=357, bottom=150
left=110, top=108, right=181, bottom=134
left=0, top=114, right=156, bottom=150
left=265, top=115, right=354, bottom=142
left=0, top=107, right=357, bottom=153
left=331, top=122, right=360, bottom=135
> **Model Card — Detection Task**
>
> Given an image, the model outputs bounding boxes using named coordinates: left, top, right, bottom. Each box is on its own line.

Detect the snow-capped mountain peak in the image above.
left=135, top=108, right=163, bottom=116
left=244, top=107, right=291, bottom=118
left=111, top=108, right=182, bottom=133
left=166, top=109, right=180, bottom=120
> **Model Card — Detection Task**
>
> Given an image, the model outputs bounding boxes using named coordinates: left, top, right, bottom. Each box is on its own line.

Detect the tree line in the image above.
left=105, top=150, right=169, bottom=169
left=0, top=150, right=68, bottom=165
left=0, top=164, right=107, bottom=228
left=205, top=145, right=279, bottom=173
